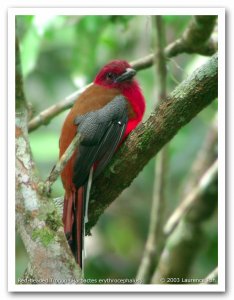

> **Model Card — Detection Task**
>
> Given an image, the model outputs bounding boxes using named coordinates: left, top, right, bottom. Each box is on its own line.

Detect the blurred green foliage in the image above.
left=16, top=15, right=217, bottom=282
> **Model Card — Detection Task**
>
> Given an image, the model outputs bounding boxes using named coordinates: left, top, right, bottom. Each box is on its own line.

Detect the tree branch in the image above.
left=87, top=53, right=218, bottom=233
left=165, top=15, right=217, bottom=57
left=151, top=116, right=218, bottom=283
left=28, top=84, right=93, bottom=132
left=28, top=16, right=217, bottom=133
left=136, top=16, right=168, bottom=283
left=39, top=133, right=82, bottom=196
left=16, top=38, right=82, bottom=282
left=164, top=160, right=218, bottom=235
left=182, top=114, right=218, bottom=198
left=132, top=16, right=217, bottom=67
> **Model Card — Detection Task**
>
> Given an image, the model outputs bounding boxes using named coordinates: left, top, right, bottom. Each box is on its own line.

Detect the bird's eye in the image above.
left=106, top=72, right=116, bottom=81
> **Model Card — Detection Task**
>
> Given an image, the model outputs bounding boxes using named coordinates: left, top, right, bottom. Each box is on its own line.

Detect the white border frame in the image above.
left=8, top=7, right=225, bottom=292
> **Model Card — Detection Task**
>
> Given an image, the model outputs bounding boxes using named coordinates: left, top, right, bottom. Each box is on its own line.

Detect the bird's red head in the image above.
left=94, top=60, right=137, bottom=91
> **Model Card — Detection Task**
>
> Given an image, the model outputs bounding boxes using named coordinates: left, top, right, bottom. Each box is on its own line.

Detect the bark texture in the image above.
left=16, top=38, right=82, bottom=282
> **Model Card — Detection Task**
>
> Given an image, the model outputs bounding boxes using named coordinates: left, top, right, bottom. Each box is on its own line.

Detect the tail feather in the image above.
left=63, top=192, right=74, bottom=241
left=84, top=166, right=94, bottom=224
left=63, top=188, right=84, bottom=268
left=76, top=187, right=84, bottom=267
left=63, top=168, right=94, bottom=269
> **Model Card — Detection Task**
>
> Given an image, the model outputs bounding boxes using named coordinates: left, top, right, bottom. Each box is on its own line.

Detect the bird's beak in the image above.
left=115, top=68, right=136, bottom=83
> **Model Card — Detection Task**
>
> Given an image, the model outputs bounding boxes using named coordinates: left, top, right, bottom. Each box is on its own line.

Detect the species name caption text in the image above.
left=17, top=278, right=143, bottom=284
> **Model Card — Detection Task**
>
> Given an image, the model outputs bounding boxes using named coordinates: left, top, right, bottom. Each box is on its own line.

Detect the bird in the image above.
left=59, top=60, right=145, bottom=269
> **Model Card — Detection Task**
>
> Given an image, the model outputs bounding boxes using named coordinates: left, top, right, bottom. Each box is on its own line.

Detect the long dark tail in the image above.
left=63, top=186, right=85, bottom=268
left=63, top=168, right=93, bottom=268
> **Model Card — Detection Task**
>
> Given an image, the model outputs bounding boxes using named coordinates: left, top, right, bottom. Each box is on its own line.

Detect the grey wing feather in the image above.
left=93, top=120, right=127, bottom=178
left=72, top=95, right=128, bottom=188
